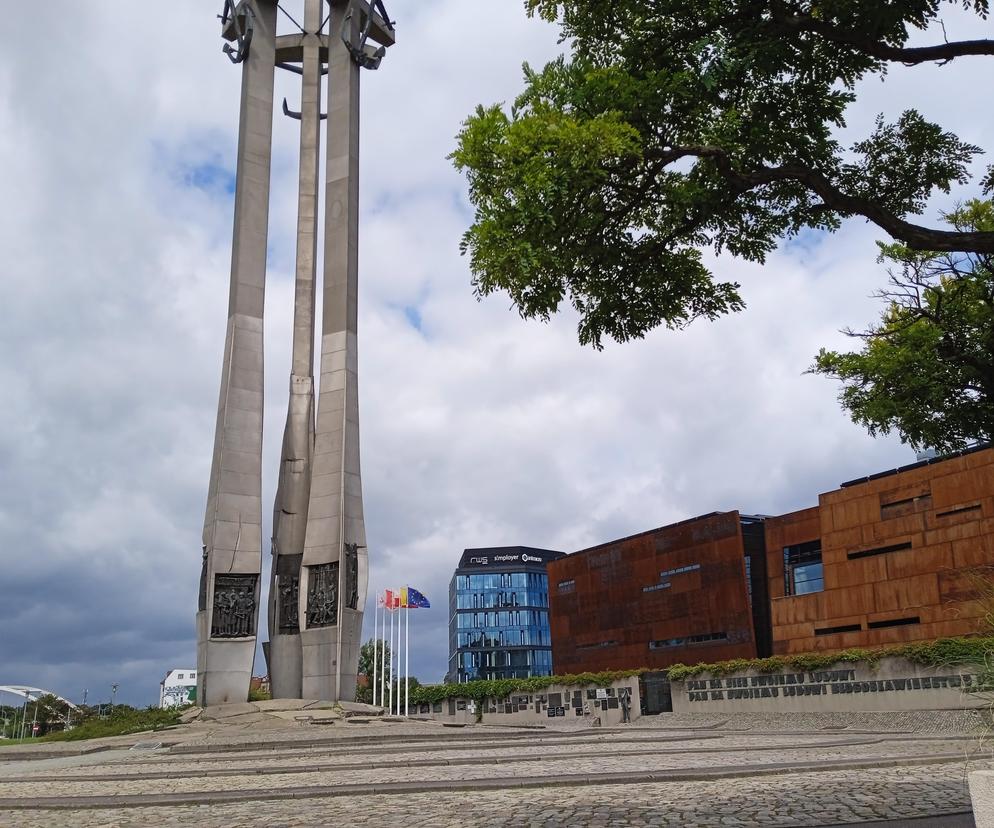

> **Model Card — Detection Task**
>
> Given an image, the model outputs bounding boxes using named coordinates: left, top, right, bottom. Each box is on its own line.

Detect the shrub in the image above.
left=666, top=637, right=994, bottom=681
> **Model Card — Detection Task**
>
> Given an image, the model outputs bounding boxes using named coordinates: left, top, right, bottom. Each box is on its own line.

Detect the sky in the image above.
left=1, top=3, right=992, bottom=707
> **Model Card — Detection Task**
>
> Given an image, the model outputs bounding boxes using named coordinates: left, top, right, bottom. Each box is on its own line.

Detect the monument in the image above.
left=197, top=0, right=394, bottom=707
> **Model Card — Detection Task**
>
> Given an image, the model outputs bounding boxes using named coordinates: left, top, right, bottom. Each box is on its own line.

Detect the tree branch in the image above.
left=648, top=146, right=994, bottom=253
left=769, top=9, right=994, bottom=66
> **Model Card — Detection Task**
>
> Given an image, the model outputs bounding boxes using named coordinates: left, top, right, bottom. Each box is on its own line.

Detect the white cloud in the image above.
left=0, top=2, right=990, bottom=701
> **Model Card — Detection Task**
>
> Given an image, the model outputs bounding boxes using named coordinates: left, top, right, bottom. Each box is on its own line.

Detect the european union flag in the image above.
left=406, top=587, right=431, bottom=608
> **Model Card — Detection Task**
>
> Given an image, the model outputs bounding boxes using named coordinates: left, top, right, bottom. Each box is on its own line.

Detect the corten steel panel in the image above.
left=770, top=446, right=994, bottom=656
left=824, top=556, right=889, bottom=590
left=764, top=507, right=820, bottom=600
left=548, top=512, right=761, bottom=675
left=953, top=533, right=994, bottom=568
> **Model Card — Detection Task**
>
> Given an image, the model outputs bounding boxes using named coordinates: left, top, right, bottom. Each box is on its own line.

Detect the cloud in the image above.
left=1, top=2, right=991, bottom=702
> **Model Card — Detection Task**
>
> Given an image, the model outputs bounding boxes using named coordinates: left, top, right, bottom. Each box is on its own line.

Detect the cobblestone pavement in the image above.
left=0, top=715, right=988, bottom=827
left=0, top=764, right=978, bottom=828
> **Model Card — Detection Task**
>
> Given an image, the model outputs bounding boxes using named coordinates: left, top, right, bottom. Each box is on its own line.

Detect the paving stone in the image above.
left=0, top=713, right=988, bottom=826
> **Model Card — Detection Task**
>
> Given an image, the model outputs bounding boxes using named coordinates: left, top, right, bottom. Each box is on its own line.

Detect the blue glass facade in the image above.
left=447, top=547, right=563, bottom=683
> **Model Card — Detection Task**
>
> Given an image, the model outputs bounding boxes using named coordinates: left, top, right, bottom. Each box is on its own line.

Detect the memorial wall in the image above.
left=413, top=677, right=641, bottom=726
left=670, top=656, right=987, bottom=713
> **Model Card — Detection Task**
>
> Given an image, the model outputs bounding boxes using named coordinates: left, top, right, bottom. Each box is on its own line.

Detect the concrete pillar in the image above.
left=267, top=0, right=324, bottom=702
left=299, top=0, right=366, bottom=702
left=197, top=0, right=278, bottom=708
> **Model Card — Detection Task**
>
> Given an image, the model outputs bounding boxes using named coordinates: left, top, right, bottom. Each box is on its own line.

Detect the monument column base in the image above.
left=268, top=633, right=303, bottom=699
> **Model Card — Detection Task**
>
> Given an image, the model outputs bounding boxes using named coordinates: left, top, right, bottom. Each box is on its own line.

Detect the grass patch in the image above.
left=0, top=706, right=184, bottom=746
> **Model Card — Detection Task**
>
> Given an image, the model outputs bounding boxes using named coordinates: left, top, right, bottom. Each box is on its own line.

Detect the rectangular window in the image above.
left=577, top=640, right=617, bottom=650
left=935, top=504, right=982, bottom=520
left=867, top=616, right=920, bottom=629
left=659, top=563, right=701, bottom=578
left=814, top=623, right=861, bottom=635
left=642, top=582, right=671, bottom=593
left=784, top=540, right=823, bottom=596
left=880, top=494, right=932, bottom=520
left=557, top=579, right=575, bottom=593
left=744, top=556, right=752, bottom=608
left=847, top=541, right=912, bottom=561
left=648, top=632, right=727, bottom=649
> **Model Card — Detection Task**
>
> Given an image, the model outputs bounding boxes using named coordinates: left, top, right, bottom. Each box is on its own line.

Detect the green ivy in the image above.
left=666, top=637, right=994, bottom=681
left=409, top=669, right=644, bottom=706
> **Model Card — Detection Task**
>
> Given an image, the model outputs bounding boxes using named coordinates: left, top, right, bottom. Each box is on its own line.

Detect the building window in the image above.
left=659, top=563, right=701, bottom=578
left=814, top=623, right=861, bottom=635
left=847, top=541, right=912, bottom=561
left=867, top=616, right=920, bottom=629
left=744, top=556, right=752, bottom=608
left=557, top=579, right=575, bottom=593
left=649, top=632, right=727, bottom=649
left=576, top=640, right=617, bottom=650
left=642, top=582, right=671, bottom=593
left=783, top=540, right=823, bottom=596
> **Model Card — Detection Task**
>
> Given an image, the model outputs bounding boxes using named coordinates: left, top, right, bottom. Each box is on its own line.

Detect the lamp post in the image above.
left=110, top=683, right=119, bottom=713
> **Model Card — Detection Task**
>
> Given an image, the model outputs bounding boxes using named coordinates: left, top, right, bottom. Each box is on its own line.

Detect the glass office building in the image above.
left=447, top=546, right=565, bottom=683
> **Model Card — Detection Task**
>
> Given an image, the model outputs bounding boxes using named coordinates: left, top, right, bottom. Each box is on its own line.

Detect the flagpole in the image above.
left=372, top=593, right=378, bottom=705
left=405, top=600, right=410, bottom=717
left=388, top=601, right=394, bottom=714
left=394, top=594, right=400, bottom=716
left=379, top=598, right=386, bottom=708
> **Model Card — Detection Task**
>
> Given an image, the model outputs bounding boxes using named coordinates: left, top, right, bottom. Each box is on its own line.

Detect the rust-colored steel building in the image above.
left=548, top=512, right=772, bottom=675
left=766, top=445, right=994, bottom=655
left=548, top=445, right=994, bottom=676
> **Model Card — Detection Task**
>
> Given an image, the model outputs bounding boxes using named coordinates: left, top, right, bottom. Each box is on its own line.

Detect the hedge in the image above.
left=408, top=669, right=643, bottom=706
left=666, top=637, right=994, bottom=682
left=406, top=639, right=994, bottom=704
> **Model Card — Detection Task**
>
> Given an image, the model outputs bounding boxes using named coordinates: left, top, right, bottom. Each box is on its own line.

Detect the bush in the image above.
left=666, top=637, right=994, bottom=682
left=409, top=669, right=643, bottom=706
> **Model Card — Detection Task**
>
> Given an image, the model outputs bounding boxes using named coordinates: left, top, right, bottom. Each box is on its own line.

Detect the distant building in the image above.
left=764, top=443, right=994, bottom=654
left=159, top=669, right=197, bottom=708
left=548, top=513, right=770, bottom=676
left=547, top=444, right=994, bottom=680
left=447, top=546, right=565, bottom=683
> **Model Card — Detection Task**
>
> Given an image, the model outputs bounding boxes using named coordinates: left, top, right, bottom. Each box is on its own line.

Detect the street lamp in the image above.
left=110, top=683, right=119, bottom=713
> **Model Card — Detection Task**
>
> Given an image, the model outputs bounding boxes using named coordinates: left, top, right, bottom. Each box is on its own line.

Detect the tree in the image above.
left=811, top=200, right=994, bottom=451
left=355, top=637, right=390, bottom=704
left=451, top=0, right=994, bottom=348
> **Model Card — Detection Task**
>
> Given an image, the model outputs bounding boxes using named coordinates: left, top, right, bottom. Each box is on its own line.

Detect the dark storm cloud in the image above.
left=2, top=2, right=991, bottom=699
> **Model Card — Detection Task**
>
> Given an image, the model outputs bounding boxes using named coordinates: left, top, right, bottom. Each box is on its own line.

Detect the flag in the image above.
left=400, top=587, right=409, bottom=608
left=384, top=589, right=395, bottom=610
left=406, top=587, right=430, bottom=609
left=377, top=591, right=385, bottom=608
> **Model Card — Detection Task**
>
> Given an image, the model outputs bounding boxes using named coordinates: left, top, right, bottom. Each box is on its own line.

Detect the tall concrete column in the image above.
left=299, top=1, right=366, bottom=702
left=197, top=0, right=278, bottom=708
left=266, top=0, right=324, bottom=701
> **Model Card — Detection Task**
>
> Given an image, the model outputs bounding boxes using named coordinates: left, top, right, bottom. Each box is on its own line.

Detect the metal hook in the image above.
left=282, top=98, right=328, bottom=121
left=340, top=1, right=389, bottom=70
